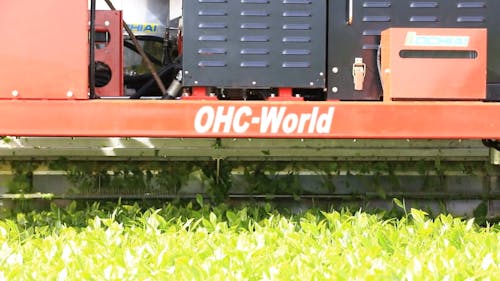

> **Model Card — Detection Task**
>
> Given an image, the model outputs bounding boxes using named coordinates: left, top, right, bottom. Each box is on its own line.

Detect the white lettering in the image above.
left=194, top=106, right=215, bottom=133
left=316, top=107, right=335, bottom=133
left=194, top=106, right=336, bottom=135
left=405, top=32, right=470, bottom=47
left=212, top=106, right=235, bottom=133
left=282, top=113, right=299, bottom=134
left=260, top=107, right=287, bottom=133
left=308, top=107, right=319, bottom=133
left=297, top=113, right=312, bottom=133
left=233, top=106, right=252, bottom=133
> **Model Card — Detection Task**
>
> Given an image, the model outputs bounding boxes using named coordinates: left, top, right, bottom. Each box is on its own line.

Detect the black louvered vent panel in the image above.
left=328, top=0, right=499, bottom=100
left=183, top=0, right=326, bottom=88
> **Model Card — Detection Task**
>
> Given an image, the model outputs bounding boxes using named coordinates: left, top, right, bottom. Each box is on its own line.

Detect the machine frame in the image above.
left=0, top=99, right=499, bottom=139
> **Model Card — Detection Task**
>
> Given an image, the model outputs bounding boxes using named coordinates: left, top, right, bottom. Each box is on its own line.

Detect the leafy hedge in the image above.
left=0, top=201, right=499, bottom=280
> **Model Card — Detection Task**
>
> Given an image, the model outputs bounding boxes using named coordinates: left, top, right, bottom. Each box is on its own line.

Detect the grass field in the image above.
left=0, top=200, right=499, bottom=280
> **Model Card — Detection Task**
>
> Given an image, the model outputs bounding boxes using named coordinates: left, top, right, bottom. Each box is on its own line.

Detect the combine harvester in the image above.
left=1, top=0, right=500, bottom=216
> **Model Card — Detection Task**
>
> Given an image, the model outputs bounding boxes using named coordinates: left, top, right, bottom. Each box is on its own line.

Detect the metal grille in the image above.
left=183, top=0, right=326, bottom=88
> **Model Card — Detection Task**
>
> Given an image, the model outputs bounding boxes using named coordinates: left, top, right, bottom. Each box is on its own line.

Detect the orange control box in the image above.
left=381, top=28, right=487, bottom=101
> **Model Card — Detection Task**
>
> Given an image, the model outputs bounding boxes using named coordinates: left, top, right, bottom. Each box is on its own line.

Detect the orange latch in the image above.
left=352, top=57, right=366, bottom=91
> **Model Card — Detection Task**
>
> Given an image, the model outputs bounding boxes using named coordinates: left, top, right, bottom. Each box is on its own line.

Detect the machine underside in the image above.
left=0, top=137, right=499, bottom=217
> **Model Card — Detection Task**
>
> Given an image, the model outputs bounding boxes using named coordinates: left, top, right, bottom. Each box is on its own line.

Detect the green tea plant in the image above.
left=0, top=201, right=498, bottom=280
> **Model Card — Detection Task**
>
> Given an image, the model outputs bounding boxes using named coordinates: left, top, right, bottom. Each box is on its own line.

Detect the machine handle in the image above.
left=347, top=0, right=354, bottom=25
left=352, top=58, right=366, bottom=91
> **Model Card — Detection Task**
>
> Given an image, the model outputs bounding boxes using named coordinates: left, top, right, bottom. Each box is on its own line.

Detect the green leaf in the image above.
left=465, top=218, right=475, bottom=232
left=410, top=208, right=428, bottom=224
left=473, top=202, right=488, bottom=220
left=195, top=194, right=204, bottom=208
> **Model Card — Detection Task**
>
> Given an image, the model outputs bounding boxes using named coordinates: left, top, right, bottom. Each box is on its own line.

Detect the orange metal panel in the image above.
left=0, top=0, right=89, bottom=100
left=0, top=100, right=499, bottom=139
left=381, top=28, right=487, bottom=101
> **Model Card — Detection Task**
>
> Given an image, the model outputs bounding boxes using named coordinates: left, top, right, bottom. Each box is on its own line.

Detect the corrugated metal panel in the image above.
left=183, top=0, right=326, bottom=88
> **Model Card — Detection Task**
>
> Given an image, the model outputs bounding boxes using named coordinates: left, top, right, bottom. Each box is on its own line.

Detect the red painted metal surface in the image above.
left=0, top=0, right=88, bottom=100
left=0, top=100, right=499, bottom=139
left=94, top=10, right=123, bottom=97
left=381, top=28, right=487, bottom=101
left=268, top=88, right=304, bottom=101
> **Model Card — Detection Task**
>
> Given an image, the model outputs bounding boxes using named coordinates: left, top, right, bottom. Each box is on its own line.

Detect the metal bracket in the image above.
left=490, top=148, right=500, bottom=165
left=352, top=57, right=366, bottom=91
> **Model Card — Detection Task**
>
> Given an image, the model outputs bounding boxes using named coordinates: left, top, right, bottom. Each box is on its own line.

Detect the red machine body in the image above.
left=0, top=100, right=499, bottom=139
left=0, top=1, right=499, bottom=140
left=0, top=0, right=89, bottom=100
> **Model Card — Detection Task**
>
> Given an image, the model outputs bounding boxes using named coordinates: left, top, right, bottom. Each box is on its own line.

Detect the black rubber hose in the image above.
left=482, top=139, right=500, bottom=150
left=129, top=63, right=181, bottom=99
